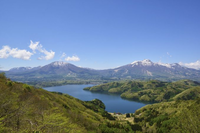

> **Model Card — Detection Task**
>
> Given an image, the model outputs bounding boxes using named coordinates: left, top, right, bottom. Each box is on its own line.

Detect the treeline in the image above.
left=84, top=80, right=200, bottom=102
left=27, top=80, right=90, bottom=88
left=25, top=80, right=111, bottom=88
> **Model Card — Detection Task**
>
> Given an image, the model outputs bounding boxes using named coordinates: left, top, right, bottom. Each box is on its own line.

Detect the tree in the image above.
left=126, top=113, right=130, bottom=118
left=0, top=72, right=6, bottom=79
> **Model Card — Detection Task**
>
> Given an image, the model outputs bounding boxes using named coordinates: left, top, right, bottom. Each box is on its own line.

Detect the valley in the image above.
left=1, top=59, right=200, bottom=133
left=2, top=0, right=200, bottom=132
left=0, top=72, right=200, bottom=132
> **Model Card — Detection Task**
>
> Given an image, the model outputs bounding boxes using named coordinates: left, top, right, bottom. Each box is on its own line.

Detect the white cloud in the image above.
left=0, top=46, right=10, bottom=58
left=167, top=52, right=172, bottom=57
left=29, top=40, right=39, bottom=53
left=65, top=56, right=80, bottom=61
left=38, top=50, right=55, bottom=60
left=61, top=52, right=66, bottom=58
left=179, top=60, right=200, bottom=70
left=9, top=48, right=33, bottom=60
left=0, top=45, right=33, bottom=60
left=29, top=40, right=55, bottom=60
left=59, top=52, right=66, bottom=61
left=0, top=40, right=55, bottom=60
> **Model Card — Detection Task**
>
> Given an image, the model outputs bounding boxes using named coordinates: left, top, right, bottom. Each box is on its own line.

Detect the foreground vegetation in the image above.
left=0, top=73, right=139, bottom=133
left=84, top=80, right=200, bottom=102
left=1, top=73, right=200, bottom=132
left=133, top=99, right=200, bottom=132
left=109, top=98, right=200, bottom=133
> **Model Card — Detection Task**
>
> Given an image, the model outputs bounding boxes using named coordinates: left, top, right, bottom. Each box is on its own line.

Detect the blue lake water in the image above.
left=44, top=84, right=147, bottom=113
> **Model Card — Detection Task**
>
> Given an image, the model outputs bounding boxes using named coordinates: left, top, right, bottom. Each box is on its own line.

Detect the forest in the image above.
left=84, top=80, right=200, bottom=102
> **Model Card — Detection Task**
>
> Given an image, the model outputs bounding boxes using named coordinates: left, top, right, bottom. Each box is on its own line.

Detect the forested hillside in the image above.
left=84, top=80, right=200, bottom=102
left=0, top=73, right=136, bottom=133
left=1, top=72, right=200, bottom=133
left=133, top=98, right=200, bottom=132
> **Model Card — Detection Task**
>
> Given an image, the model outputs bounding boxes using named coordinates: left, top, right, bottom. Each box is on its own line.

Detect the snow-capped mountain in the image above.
left=110, top=59, right=200, bottom=81
left=50, top=61, right=69, bottom=67
left=131, top=59, right=185, bottom=69
left=5, top=60, right=200, bottom=82
left=131, top=59, right=154, bottom=66
left=38, top=61, right=88, bottom=75
left=6, top=61, right=100, bottom=82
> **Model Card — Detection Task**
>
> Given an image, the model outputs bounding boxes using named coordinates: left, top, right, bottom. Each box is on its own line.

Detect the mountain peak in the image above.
left=141, top=59, right=152, bottom=63
left=141, top=59, right=153, bottom=66
left=51, top=61, right=69, bottom=66
left=131, top=59, right=153, bottom=66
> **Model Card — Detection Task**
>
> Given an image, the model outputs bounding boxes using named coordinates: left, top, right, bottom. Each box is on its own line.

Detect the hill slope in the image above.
left=0, top=73, right=104, bottom=132
left=172, top=86, right=200, bottom=100
left=133, top=98, right=200, bottom=132
left=0, top=73, right=138, bottom=133
left=1, top=73, right=200, bottom=132
left=84, top=80, right=200, bottom=102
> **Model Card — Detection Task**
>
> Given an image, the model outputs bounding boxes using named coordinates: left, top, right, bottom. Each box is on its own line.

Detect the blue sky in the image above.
left=0, top=0, right=200, bottom=70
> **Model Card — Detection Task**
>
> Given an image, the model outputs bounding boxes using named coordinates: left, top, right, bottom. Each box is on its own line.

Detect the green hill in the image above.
left=173, top=86, right=200, bottom=100
left=1, top=72, right=200, bottom=133
left=133, top=98, right=200, bottom=132
left=84, top=80, right=200, bottom=102
left=0, top=73, right=136, bottom=133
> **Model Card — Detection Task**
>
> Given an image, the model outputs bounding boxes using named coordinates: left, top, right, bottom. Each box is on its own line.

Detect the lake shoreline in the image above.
left=44, top=84, right=147, bottom=113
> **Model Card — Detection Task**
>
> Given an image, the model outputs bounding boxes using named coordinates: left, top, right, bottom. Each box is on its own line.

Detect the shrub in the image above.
left=126, top=113, right=130, bottom=118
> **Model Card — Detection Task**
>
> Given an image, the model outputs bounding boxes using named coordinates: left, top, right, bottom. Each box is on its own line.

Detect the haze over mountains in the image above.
left=4, top=59, right=200, bottom=82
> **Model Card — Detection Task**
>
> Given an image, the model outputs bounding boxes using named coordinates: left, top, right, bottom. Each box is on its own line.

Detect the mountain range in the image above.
left=4, top=59, right=200, bottom=82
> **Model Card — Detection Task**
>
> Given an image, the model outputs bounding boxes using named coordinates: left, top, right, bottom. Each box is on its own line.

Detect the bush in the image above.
left=6, top=81, right=13, bottom=86
left=126, top=113, right=130, bottom=118
left=0, top=72, right=6, bottom=79
left=23, top=84, right=31, bottom=91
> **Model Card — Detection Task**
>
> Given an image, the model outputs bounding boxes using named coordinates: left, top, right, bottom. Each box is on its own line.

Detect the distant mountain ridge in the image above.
left=9, top=66, right=41, bottom=73
left=5, top=60, right=200, bottom=82
left=131, top=59, right=183, bottom=69
left=111, top=59, right=199, bottom=81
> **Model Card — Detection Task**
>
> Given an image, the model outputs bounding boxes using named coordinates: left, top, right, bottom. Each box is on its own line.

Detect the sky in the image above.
left=0, top=0, right=200, bottom=70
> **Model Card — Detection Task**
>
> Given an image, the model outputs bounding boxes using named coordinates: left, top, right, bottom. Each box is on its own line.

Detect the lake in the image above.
left=44, top=84, right=147, bottom=113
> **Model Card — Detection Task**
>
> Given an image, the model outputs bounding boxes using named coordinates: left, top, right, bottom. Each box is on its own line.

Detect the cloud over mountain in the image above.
left=65, top=55, right=80, bottom=61
left=29, top=40, right=55, bottom=60
left=60, top=53, right=80, bottom=62
left=179, top=60, right=200, bottom=70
